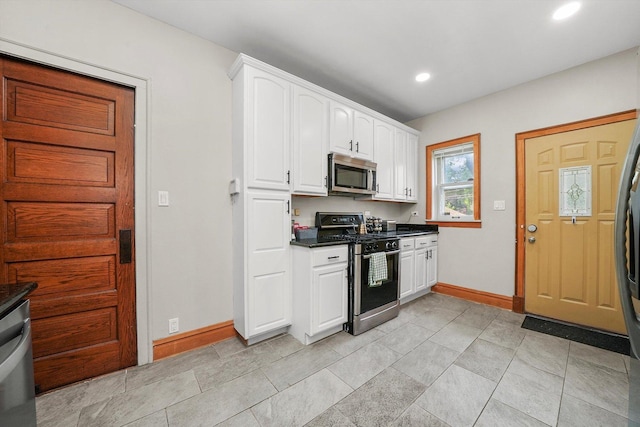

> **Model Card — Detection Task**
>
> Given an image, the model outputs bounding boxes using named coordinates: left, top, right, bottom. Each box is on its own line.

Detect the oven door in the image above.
left=354, top=250, right=400, bottom=315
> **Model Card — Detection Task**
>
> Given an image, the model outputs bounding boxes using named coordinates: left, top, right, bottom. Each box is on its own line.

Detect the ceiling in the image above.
left=112, top=0, right=640, bottom=123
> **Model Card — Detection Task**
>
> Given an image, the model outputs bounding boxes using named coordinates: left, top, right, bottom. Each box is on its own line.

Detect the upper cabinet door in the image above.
left=246, top=67, right=291, bottom=191
left=373, top=120, right=394, bottom=200
left=329, top=101, right=354, bottom=156
left=406, top=133, right=418, bottom=202
left=292, top=86, right=328, bottom=196
left=394, top=129, right=407, bottom=200
left=353, top=111, right=374, bottom=161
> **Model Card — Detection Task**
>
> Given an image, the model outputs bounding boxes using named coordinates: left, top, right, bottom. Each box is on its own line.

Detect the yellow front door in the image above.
left=524, top=119, right=636, bottom=334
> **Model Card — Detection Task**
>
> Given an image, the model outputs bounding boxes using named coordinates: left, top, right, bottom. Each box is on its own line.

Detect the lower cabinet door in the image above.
left=415, top=247, right=428, bottom=292
left=427, top=246, right=438, bottom=287
left=311, top=263, right=348, bottom=335
left=399, top=250, right=415, bottom=299
left=247, top=190, right=291, bottom=337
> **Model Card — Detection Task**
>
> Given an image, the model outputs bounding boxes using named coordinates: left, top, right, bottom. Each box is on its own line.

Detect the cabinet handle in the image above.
left=286, top=170, right=290, bottom=184
left=324, top=176, right=328, bottom=188
left=377, top=183, right=379, bottom=193
left=405, top=187, right=408, bottom=196
left=286, top=200, right=290, bottom=214
left=409, top=188, right=412, bottom=197
left=349, top=140, right=353, bottom=151
left=356, top=141, right=359, bottom=152
left=327, top=255, right=340, bottom=260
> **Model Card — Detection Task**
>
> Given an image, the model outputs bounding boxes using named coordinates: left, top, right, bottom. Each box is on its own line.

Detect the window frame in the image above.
left=426, top=133, right=481, bottom=228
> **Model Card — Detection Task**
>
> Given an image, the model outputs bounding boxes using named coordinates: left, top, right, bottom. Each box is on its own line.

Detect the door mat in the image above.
left=521, top=315, right=630, bottom=356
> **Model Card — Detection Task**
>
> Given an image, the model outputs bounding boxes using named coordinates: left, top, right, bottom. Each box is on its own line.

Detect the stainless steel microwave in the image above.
left=328, top=153, right=377, bottom=195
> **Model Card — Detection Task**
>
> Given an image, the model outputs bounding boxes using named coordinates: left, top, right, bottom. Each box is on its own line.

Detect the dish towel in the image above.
left=368, top=252, right=388, bottom=287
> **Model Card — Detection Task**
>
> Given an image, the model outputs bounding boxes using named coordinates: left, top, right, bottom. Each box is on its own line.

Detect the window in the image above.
left=426, top=134, right=481, bottom=227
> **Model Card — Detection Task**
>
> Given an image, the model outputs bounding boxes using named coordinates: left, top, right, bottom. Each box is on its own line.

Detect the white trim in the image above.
left=0, top=37, right=153, bottom=365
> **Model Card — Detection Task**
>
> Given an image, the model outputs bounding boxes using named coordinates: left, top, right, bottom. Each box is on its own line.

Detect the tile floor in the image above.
left=35, top=293, right=640, bottom=426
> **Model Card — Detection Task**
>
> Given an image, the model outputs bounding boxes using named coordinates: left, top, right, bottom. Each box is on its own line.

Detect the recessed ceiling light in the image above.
left=553, top=1, right=581, bottom=20
left=415, top=72, right=431, bottom=82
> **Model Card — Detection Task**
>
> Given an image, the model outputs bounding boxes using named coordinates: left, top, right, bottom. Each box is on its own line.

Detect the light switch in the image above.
left=158, top=190, right=169, bottom=207
left=493, top=200, right=506, bottom=211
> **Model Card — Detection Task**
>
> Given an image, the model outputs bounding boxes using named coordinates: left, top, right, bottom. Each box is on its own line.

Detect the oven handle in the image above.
left=362, top=250, right=400, bottom=259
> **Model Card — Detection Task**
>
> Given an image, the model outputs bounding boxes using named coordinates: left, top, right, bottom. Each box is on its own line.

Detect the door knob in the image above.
left=528, top=236, right=536, bottom=243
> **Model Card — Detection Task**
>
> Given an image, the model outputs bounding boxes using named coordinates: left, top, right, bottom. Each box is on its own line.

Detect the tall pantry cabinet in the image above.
left=230, top=56, right=292, bottom=343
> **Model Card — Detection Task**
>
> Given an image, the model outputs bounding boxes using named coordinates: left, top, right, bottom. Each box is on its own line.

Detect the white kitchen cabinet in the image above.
left=406, top=133, right=419, bottom=202
left=232, top=190, right=292, bottom=342
left=399, top=238, right=415, bottom=300
left=426, top=235, right=438, bottom=288
left=234, top=64, right=291, bottom=191
left=373, top=120, right=395, bottom=200
left=353, top=111, right=374, bottom=160
left=400, top=234, right=438, bottom=304
left=394, top=129, right=407, bottom=200
left=291, top=245, right=349, bottom=345
left=393, top=129, right=419, bottom=202
left=329, top=100, right=353, bottom=156
left=230, top=56, right=294, bottom=343
left=292, top=85, right=328, bottom=195
left=415, top=237, right=429, bottom=293
left=329, top=101, right=374, bottom=161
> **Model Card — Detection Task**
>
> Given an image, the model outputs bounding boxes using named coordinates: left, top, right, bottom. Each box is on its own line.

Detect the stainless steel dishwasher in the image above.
left=0, top=299, right=36, bottom=426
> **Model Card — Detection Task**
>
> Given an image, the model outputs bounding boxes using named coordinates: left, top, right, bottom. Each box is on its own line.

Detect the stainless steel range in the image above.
left=315, top=212, right=400, bottom=335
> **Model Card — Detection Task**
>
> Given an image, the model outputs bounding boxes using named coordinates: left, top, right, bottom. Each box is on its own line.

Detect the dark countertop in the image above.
left=290, top=230, right=438, bottom=248
left=0, top=282, right=38, bottom=318
left=291, top=239, right=350, bottom=248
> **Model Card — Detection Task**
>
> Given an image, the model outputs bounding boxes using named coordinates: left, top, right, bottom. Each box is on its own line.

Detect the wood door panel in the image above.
left=2, top=121, right=116, bottom=152
left=3, top=184, right=115, bottom=204
left=8, top=256, right=115, bottom=297
left=34, top=343, right=120, bottom=392
left=559, top=220, right=587, bottom=303
left=7, top=202, right=114, bottom=241
left=29, top=290, right=117, bottom=320
left=1, top=56, right=136, bottom=392
left=32, top=308, right=117, bottom=358
left=596, top=220, right=616, bottom=308
left=560, top=141, right=589, bottom=162
left=5, top=77, right=115, bottom=135
left=7, top=140, right=114, bottom=186
left=3, top=240, right=116, bottom=263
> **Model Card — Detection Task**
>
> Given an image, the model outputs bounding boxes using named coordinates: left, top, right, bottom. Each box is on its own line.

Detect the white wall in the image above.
left=407, top=47, right=640, bottom=298
left=0, top=0, right=238, bottom=353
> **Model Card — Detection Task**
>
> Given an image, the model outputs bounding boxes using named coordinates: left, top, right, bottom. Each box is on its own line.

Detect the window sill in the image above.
left=426, top=221, right=482, bottom=229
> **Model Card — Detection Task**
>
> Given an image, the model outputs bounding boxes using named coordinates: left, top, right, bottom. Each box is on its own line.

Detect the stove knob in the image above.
left=392, top=241, right=399, bottom=249
left=385, top=241, right=392, bottom=250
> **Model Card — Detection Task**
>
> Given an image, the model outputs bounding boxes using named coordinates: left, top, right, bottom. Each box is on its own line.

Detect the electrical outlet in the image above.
left=411, top=211, right=419, bottom=217
left=169, top=318, right=179, bottom=334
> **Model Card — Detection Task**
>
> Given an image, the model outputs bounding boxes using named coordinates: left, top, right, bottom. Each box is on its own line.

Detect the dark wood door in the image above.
left=0, top=56, right=136, bottom=392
